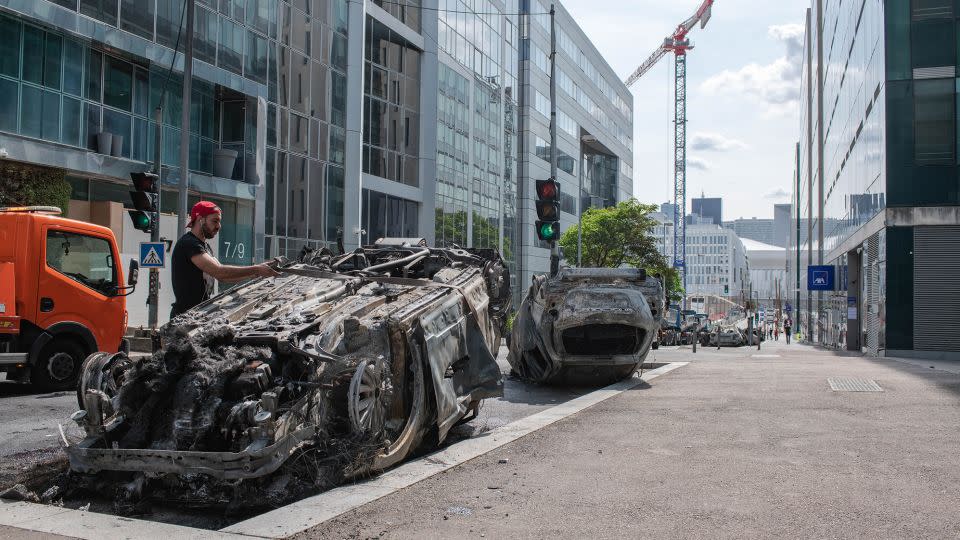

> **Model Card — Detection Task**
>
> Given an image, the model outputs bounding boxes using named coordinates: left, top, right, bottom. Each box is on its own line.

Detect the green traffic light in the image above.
left=129, top=210, right=152, bottom=232
left=539, top=223, right=557, bottom=240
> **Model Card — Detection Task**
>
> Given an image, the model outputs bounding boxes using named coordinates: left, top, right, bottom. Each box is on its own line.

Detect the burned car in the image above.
left=63, top=241, right=510, bottom=509
left=508, top=268, right=659, bottom=385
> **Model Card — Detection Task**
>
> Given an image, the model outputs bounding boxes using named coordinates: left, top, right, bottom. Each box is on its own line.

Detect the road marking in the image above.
left=222, top=362, right=687, bottom=538
left=752, top=354, right=781, bottom=358
left=0, top=362, right=687, bottom=540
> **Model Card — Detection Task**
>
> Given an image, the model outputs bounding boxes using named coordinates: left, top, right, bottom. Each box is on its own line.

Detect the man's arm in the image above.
left=191, top=252, right=280, bottom=283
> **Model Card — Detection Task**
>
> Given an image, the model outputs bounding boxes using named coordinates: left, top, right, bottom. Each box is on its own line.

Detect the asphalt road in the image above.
left=0, top=344, right=613, bottom=530
left=0, top=384, right=76, bottom=490
left=297, top=341, right=960, bottom=540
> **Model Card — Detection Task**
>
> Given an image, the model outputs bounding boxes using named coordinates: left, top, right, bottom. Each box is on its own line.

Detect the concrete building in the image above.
left=517, top=0, right=634, bottom=291
left=773, top=203, right=791, bottom=248
left=650, top=211, right=750, bottom=308
left=0, top=0, right=630, bottom=324
left=724, top=217, right=775, bottom=247
left=794, top=0, right=960, bottom=358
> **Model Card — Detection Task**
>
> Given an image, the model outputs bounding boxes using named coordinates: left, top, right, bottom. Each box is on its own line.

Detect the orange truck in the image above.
left=0, top=206, right=138, bottom=390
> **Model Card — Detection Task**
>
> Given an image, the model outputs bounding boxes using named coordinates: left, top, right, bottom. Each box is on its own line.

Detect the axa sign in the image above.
left=807, top=265, right=835, bottom=291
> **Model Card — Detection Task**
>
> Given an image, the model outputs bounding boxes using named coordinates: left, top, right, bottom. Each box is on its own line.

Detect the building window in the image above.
left=80, top=0, right=119, bottom=27
left=120, top=0, right=155, bottom=40
left=915, top=78, right=954, bottom=163
left=912, top=0, right=952, bottom=20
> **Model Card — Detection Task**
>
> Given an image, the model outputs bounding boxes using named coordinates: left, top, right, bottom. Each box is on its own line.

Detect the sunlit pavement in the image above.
left=292, top=340, right=960, bottom=539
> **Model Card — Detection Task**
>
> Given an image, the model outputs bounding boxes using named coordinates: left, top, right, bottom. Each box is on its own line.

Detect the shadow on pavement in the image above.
left=0, top=382, right=46, bottom=398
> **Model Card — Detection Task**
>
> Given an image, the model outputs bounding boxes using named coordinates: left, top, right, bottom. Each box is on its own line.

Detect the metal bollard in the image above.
left=692, top=332, right=697, bottom=353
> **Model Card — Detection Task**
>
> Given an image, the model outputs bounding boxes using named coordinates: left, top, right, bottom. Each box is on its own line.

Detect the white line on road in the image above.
left=0, top=362, right=687, bottom=540
left=223, top=362, right=687, bottom=539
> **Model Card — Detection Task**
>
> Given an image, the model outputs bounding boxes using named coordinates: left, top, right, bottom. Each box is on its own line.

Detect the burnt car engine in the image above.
left=508, top=268, right=660, bottom=385
left=64, top=241, right=510, bottom=510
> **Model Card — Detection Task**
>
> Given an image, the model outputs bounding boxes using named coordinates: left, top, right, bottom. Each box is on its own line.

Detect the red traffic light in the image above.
left=535, top=178, right=559, bottom=201
left=130, top=172, right=159, bottom=192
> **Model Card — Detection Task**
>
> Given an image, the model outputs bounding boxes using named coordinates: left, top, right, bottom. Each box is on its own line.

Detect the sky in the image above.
left=559, top=0, right=809, bottom=220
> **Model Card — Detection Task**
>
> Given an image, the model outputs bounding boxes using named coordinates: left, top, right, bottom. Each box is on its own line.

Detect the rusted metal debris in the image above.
left=508, top=268, right=662, bottom=384
left=62, top=242, right=511, bottom=511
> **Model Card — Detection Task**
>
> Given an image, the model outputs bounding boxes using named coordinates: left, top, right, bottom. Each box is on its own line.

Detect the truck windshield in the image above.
left=45, top=231, right=117, bottom=296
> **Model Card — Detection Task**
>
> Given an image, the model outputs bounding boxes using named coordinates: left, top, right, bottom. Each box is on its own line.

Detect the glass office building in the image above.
left=795, top=0, right=960, bottom=358
left=516, top=0, right=634, bottom=292
left=1, top=0, right=630, bottom=323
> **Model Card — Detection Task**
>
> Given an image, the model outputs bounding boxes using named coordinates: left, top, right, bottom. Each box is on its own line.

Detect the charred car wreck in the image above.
left=508, top=268, right=660, bottom=385
left=63, top=241, right=510, bottom=510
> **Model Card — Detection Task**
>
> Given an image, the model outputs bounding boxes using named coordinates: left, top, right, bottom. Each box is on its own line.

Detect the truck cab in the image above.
left=0, top=207, right=136, bottom=390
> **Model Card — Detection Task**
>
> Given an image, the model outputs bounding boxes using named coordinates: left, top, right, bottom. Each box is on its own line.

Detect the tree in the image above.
left=559, top=198, right=684, bottom=303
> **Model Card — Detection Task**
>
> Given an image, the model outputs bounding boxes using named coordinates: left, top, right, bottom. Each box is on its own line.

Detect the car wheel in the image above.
left=32, top=338, right=85, bottom=391
left=370, top=344, right=428, bottom=471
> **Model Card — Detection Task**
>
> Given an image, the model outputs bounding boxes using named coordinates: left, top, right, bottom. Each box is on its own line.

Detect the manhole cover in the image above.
left=827, top=377, right=882, bottom=392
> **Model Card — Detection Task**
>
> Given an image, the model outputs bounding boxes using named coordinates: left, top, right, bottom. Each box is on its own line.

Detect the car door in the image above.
left=35, top=224, right=124, bottom=352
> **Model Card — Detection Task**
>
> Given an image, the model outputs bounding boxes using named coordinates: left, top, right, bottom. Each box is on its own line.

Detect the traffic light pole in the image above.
left=176, top=0, right=194, bottom=236
left=148, top=106, right=163, bottom=329
left=548, top=4, right=559, bottom=277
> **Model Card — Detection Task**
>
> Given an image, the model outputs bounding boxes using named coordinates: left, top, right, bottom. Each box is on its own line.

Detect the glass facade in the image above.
left=1, top=0, right=352, bottom=272
left=517, top=0, right=633, bottom=293
left=362, top=17, right=421, bottom=187
left=434, top=0, right=520, bottom=274
left=796, top=0, right=960, bottom=353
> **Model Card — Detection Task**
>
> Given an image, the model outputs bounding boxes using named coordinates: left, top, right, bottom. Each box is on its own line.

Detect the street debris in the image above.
left=508, top=268, right=662, bottom=384
left=0, top=483, right=40, bottom=503
left=58, top=241, right=511, bottom=511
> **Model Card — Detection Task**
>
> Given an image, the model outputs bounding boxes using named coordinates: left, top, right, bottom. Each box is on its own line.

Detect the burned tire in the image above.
left=32, top=338, right=84, bottom=391
left=370, top=345, right=428, bottom=471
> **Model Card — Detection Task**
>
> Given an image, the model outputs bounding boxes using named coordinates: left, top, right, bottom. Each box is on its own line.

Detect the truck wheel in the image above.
left=32, top=338, right=84, bottom=391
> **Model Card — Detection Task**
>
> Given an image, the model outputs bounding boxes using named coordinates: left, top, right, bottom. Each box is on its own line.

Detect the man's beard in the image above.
left=201, top=222, right=217, bottom=239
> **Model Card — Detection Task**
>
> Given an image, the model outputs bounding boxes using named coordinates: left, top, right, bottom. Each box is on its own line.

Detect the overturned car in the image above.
left=508, top=268, right=660, bottom=385
left=63, top=241, right=510, bottom=509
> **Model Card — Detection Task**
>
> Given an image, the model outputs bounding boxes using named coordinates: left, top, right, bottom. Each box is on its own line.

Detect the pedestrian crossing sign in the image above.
left=140, top=242, right=165, bottom=268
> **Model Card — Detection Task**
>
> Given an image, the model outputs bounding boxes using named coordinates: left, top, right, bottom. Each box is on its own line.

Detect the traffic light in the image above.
left=535, top=177, right=560, bottom=242
left=128, top=172, right=159, bottom=233
left=724, top=284, right=729, bottom=294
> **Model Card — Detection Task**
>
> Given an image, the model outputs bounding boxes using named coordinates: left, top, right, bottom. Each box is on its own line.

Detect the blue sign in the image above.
left=807, top=265, right=835, bottom=291
left=139, top=242, right=166, bottom=269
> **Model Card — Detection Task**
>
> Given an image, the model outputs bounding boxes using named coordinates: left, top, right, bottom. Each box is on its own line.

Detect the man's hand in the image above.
left=254, top=263, right=281, bottom=278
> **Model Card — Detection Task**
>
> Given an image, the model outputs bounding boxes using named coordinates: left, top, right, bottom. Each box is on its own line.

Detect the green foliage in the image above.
left=434, top=208, right=513, bottom=262
left=0, top=162, right=70, bottom=212
left=559, top=198, right=684, bottom=302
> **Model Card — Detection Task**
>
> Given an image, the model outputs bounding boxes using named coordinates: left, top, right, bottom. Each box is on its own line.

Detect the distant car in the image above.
left=508, top=268, right=658, bottom=385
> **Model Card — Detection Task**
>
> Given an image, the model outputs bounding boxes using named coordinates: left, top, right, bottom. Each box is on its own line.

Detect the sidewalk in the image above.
left=295, top=341, right=960, bottom=539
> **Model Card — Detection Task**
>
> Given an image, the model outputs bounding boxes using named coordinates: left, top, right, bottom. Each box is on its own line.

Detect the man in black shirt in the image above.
left=170, top=201, right=279, bottom=318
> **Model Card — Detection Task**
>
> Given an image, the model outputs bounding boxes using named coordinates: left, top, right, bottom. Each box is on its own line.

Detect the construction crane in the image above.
left=624, top=0, right=714, bottom=310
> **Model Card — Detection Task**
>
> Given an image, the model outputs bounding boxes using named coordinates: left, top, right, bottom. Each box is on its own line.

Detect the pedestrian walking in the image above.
left=784, top=318, right=792, bottom=344
left=171, top=201, right=280, bottom=318
left=774, top=324, right=780, bottom=341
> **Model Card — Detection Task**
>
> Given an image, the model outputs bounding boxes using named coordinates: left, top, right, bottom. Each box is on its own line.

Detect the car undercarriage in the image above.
left=62, top=241, right=511, bottom=511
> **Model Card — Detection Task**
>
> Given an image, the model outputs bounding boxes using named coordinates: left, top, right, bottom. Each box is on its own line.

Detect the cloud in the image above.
left=687, top=157, right=710, bottom=171
left=690, top=132, right=748, bottom=152
left=700, top=23, right=805, bottom=114
left=764, top=188, right=790, bottom=199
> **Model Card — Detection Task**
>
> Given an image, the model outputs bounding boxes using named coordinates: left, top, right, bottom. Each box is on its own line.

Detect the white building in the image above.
left=649, top=211, right=750, bottom=301
left=743, top=238, right=787, bottom=307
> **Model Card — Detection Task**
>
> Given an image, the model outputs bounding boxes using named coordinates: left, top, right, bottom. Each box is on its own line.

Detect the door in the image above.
left=35, top=225, right=125, bottom=352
